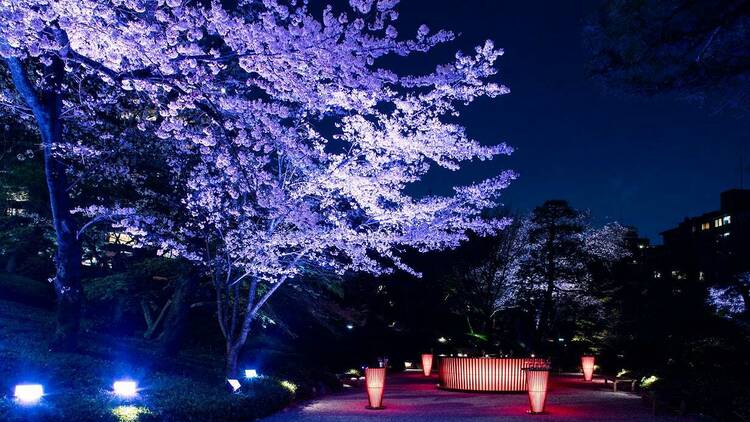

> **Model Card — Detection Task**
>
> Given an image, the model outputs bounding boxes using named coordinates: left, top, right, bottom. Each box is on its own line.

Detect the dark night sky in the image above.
left=388, top=0, right=750, bottom=241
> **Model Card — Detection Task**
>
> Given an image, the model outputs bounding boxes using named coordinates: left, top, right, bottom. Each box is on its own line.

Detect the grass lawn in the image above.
left=0, top=288, right=334, bottom=421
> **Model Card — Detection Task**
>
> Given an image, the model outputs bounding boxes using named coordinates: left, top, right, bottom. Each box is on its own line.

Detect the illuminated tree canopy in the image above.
left=1, top=0, right=514, bottom=372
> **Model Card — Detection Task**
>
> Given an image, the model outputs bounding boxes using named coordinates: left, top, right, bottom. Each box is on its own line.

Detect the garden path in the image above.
left=260, top=371, right=695, bottom=422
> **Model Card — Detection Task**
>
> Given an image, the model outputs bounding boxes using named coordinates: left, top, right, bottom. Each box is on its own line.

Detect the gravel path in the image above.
left=261, top=371, right=696, bottom=422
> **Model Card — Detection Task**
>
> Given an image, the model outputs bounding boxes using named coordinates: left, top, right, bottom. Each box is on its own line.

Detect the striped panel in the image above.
left=438, top=357, right=547, bottom=392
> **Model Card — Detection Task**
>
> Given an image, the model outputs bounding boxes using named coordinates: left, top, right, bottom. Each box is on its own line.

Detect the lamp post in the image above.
left=524, top=367, right=550, bottom=414
left=421, top=353, right=433, bottom=376
left=365, top=367, right=386, bottom=409
left=581, top=356, right=595, bottom=381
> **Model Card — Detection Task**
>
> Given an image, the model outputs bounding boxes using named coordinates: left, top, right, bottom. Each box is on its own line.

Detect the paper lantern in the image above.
left=581, top=355, right=595, bottom=381
left=525, top=367, right=550, bottom=414
left=365, top=367, right=386, bottom=409
left=421, top=353, right=433, bottom=376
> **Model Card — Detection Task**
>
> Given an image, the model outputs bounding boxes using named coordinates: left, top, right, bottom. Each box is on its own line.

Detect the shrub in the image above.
left=0, top=273, right=54, bottom=307
left=0, top=300, right=299, bottom=422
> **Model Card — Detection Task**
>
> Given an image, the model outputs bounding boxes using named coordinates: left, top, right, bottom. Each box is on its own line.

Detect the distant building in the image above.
left=622, top=227, right=651, bottom=264
left=660, top=189, right=750, bottom=282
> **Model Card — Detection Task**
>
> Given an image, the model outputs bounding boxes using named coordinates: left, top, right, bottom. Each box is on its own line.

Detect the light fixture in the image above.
left=346, top=323, right=354, bottom=330
left=524, top=367, right=550, bottom=414
left=365, top=367, right=386, bottom=410
left=226, top=379, right=241, bottom=393
left=279, top=380, right=297, bottom=394
left=421, top=353, right=433, bottom=376
left=113, top=380, right=138, bottom=398
left=14, top=384, right=43, bottom=404
left=244, top=369, right=259, bottom=379
left=404, top=361, right=413, bottom=369
left=641, top=375, right=658, bottom=388
left=581, top=356, right=595, bottom=381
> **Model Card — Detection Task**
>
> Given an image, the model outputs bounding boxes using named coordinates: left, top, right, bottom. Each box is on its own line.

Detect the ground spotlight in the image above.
left=113, top=380, right=138, bottom=398
left=14, top=384, right=44, bottom=404
left=244, top=369, right=258, bottom=379
left=226, top=379, right=242, bottom=393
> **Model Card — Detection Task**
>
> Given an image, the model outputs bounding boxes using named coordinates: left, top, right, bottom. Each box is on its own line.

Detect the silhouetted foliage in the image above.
left=585, top=0, right=750, bottom=113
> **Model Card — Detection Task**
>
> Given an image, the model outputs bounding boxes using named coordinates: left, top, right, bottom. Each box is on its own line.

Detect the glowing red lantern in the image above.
left=421, top=353, right=433, bottom=376
left=365, top=367, right=386, bottom=409
left=581, top=355, right=595, bottom=381
left=524, top=367, right=550, bottom=414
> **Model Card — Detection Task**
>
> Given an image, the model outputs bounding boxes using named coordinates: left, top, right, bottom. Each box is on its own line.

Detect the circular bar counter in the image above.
left=438, top=357, right=547, bottom=392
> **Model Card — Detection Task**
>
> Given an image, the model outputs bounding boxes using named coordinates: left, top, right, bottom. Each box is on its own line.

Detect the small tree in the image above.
left=518, top=201, right=629, bottom=348
left=708, top=273, right=750, bottom=318
left=440, top=218, right=530, bottom=349
left=439, top=203, right=629, bottom=354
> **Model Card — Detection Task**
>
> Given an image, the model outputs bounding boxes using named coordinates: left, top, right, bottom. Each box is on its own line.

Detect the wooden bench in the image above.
left=602, top=375, right=637, bottom=392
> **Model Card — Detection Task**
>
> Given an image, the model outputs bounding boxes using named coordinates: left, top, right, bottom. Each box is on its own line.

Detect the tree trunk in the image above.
left=44, top=82, right=82, bottom=352
left=532, top=278, right=555, bottom=355
left=144, top=299, right=171, bottom=339
left=48, top=184, right=82, bottom=351
left=5, top=252, right=17, bottom=274
left=226, top=342, right=241, bottom=377
left=7, top=54, right=83, bottom=352
left=157, top=268, right=199, bottom=355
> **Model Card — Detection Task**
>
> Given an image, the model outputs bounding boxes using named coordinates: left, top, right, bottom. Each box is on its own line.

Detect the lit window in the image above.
left=723, top=215, right=731, bottom=225
left=714, top=218, right=723, bottom=227
left=671, top=271, right=687, bottom=280
left=701, top=222, right=711, bottom=230
left=107, top=232, right=134, bottom=245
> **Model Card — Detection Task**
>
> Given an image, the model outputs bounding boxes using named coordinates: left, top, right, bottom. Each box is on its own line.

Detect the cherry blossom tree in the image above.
left=1, top=0, right=516, bottom=372
left=443, top=203, right=630, bottom=351
left=708, top=273, right=750, bottom=318
left=519, top=201, right=630, bottom=345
